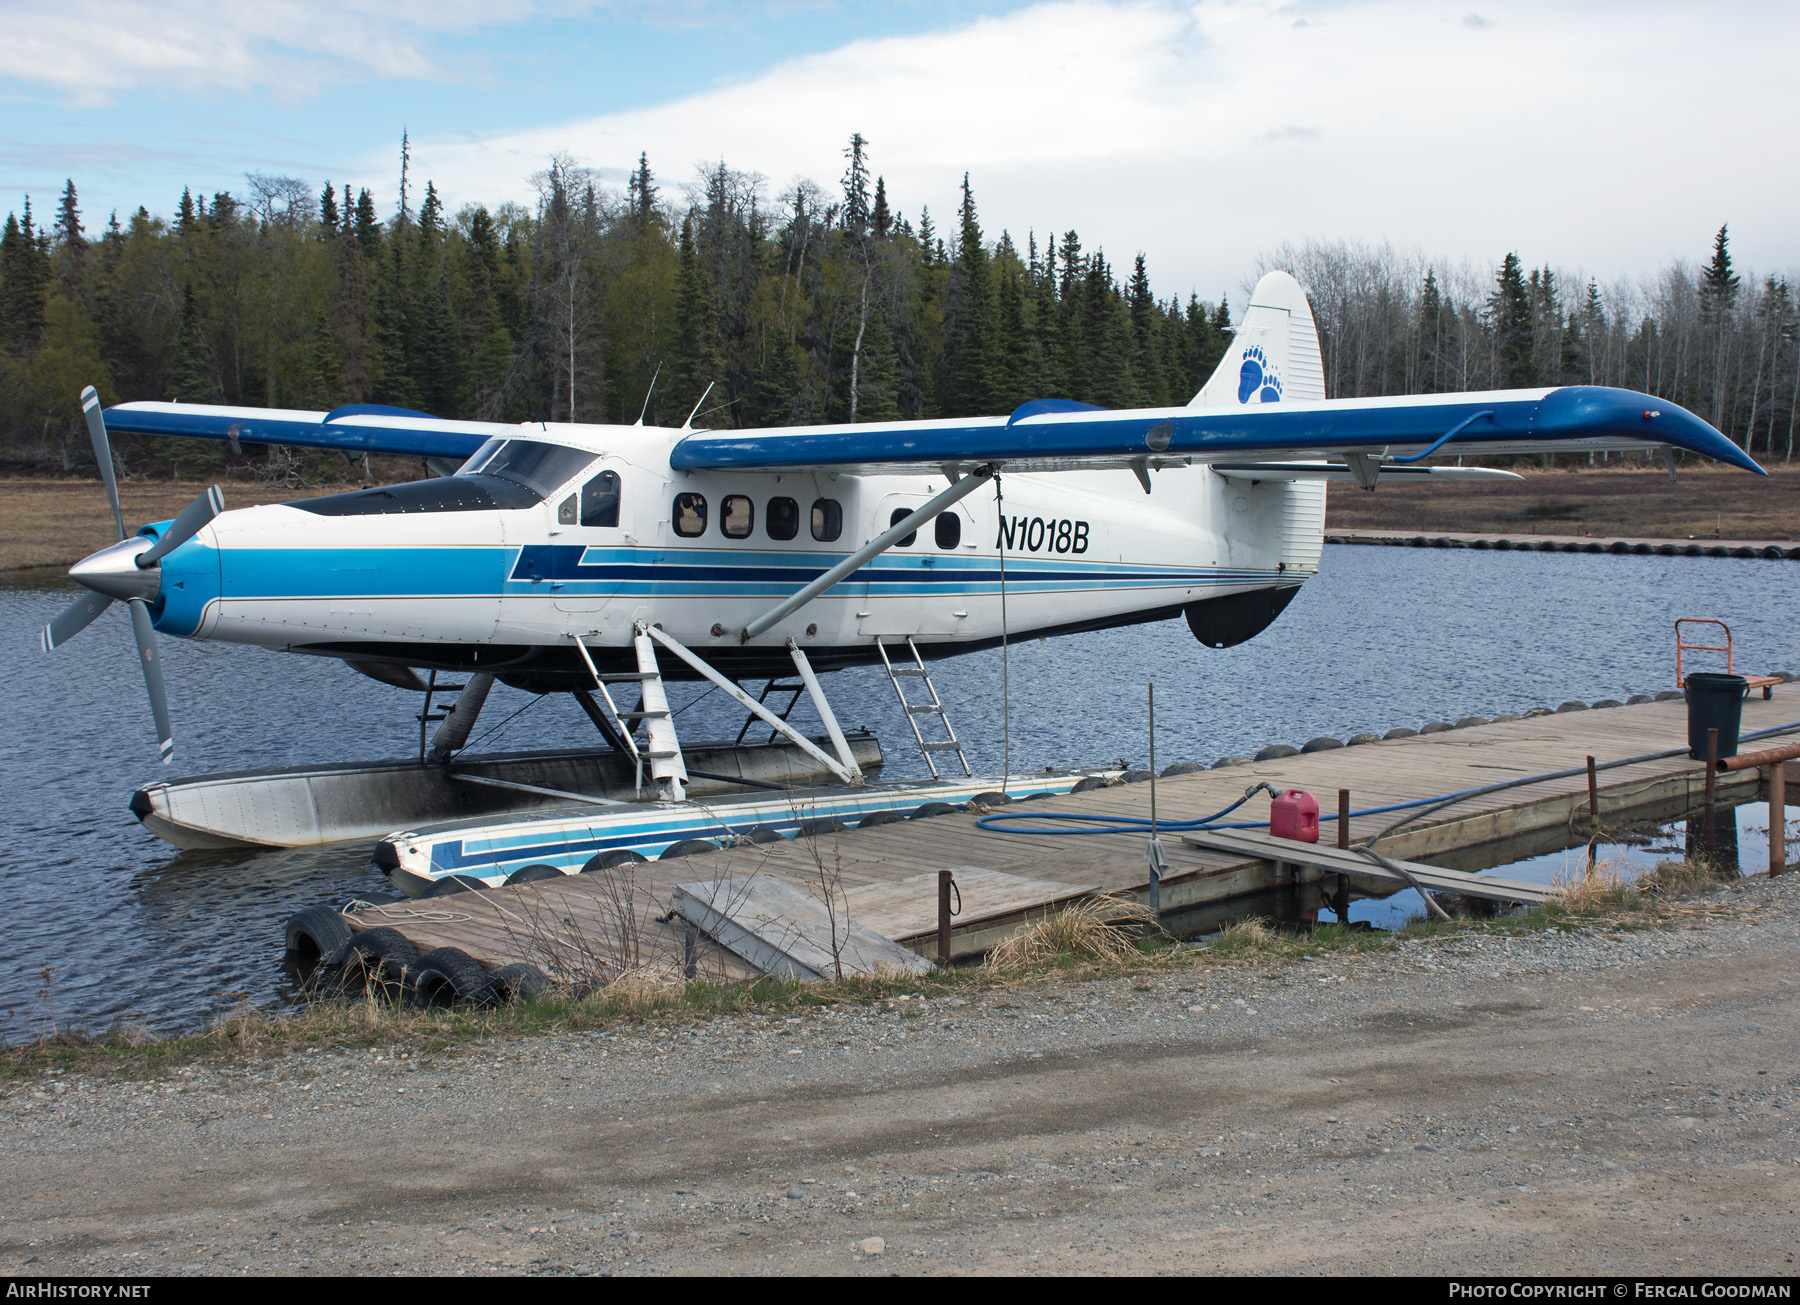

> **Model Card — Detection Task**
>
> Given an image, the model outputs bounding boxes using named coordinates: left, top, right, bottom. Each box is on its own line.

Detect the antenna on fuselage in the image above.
left=634, top=362, right=663, bottom=427
left=681, top=381, right=716, bottom=433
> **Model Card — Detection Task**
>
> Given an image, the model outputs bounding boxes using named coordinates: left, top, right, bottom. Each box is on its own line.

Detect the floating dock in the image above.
left=302, top=693, right=1797, bottom=989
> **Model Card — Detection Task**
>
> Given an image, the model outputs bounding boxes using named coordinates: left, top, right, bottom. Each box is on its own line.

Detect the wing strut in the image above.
left=740, top=465, right=996, bottom=642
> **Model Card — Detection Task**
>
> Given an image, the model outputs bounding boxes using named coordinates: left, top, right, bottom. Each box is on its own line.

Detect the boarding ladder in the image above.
left=876, top=637, right=972, bottom=780
left=570, top=631, right=688, bottom=801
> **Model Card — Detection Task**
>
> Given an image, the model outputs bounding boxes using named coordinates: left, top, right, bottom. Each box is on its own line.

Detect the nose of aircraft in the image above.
left=68, top=535, right=161, bottom=602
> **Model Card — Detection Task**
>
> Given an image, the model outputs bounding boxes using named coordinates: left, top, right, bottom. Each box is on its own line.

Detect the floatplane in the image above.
left=42, top=272, right=1762, bottom=893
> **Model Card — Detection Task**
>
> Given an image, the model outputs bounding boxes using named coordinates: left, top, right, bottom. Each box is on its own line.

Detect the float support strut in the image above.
left=426, top=672, right=495, bottom=764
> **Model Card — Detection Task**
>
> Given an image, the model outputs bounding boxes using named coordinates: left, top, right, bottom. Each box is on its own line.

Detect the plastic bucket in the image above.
left=1685, top=672, right=1749, bottom=761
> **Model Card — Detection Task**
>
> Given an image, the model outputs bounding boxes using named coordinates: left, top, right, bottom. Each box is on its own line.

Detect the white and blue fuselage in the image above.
left=145, top=422, right=1325, bottom=682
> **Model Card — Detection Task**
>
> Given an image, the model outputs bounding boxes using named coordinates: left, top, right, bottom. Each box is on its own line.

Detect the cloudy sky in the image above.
left=3, top=0, right=1795, bottom=299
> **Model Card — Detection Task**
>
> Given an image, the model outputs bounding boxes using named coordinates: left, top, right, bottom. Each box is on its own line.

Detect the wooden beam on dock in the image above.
left=1181, top=828, right=1552, bottom=905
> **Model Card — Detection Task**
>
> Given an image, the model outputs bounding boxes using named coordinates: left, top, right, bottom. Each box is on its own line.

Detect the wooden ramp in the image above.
left=330, top=695, right=1793, bottom=983
left=1182, top=828, right=1553, bottom=905
left=671, top=876, right=931, bottom=980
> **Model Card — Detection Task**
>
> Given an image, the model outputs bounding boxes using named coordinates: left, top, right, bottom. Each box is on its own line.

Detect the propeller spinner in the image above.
left=40, top=386, right=223, bottom=763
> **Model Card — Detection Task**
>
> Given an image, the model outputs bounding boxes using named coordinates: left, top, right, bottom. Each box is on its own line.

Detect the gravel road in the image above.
left=6, top=875, right=1799, bottom=1277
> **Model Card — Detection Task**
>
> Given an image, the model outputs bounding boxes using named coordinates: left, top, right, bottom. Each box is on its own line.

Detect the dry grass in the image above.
left=983, top=893, right=1161, bottom=970
left=1639, top=854, right=1735, bottom=899
left=1207, top=918, right=1281, bottom=956
left=1552, top=856, right=1642, bottom=911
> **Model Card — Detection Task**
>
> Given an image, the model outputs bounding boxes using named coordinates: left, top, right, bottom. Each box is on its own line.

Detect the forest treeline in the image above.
left=0, top=134, right=1792, bottom=480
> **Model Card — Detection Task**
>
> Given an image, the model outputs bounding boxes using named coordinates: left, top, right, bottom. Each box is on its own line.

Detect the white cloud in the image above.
left=398, top=0, right=1800, bottom=297
left=0, top=1, right=705, bottom=106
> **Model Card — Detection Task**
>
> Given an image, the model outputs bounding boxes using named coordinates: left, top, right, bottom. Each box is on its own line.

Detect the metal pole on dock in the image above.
left=1772, top=761, right=1787, bottom=876
left=937, top=870, right=954, bottom=968
left=1146, top=683, right=1163, bottom=918
left=1704, top=728, right=1719, bottom=858
left=1334, top=788, right=1352, bottom=923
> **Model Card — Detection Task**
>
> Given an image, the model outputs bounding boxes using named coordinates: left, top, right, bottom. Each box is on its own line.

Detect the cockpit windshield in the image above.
left=461, top=439, right=595, bottom=499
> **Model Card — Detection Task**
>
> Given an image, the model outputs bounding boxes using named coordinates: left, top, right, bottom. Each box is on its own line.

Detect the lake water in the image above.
left=6, top=545, right=1798, bottom=1042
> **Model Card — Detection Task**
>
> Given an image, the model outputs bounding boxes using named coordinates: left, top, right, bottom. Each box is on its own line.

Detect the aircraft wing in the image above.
left=670, top=386, right=1764, bottom=478
left=101, top=401, right=509, bottom=462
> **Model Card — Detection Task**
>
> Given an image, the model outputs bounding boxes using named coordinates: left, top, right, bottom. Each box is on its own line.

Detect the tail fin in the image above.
left=1188, top=270, right=1325, bottom=408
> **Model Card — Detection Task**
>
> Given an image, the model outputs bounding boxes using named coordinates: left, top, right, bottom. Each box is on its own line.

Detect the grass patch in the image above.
left=983, top=893, right=1160, bottom=970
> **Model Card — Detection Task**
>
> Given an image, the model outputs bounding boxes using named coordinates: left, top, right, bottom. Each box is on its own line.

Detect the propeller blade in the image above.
left=127, top=597, right=174, bottom=764
left=81, top=386, right=126, bottom=543
left=138, top=485, right=225, bottom=567
left=41, top=589, right=114, bottom=651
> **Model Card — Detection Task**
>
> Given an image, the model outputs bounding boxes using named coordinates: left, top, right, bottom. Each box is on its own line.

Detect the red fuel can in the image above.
left=1270, top=789, right=1320, bottom=843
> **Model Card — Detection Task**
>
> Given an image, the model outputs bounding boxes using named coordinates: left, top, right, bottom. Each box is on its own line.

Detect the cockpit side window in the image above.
left=459, top=437, right=505, bottom=476
left=581, top=471, right=621, bottom=527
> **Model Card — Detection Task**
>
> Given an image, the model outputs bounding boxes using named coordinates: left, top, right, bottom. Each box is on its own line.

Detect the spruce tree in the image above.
left=940, top=174, right=996, bottom=416
left=841, top=133, right=871, bottom=239
left=628, top=152, right=658, bottom=230
left=871, top=177, right=891, bottom=238
left=0, top=202, right=50, bottom=351
left=353, top=189, right=381, bottom=256
left=1126, top=253, right=1161, bottom=405
left=1701, top=223, right=1739, bottom=313
left=1490, top=253, right=1536, bottom=387
left=319, top=181, right=339, bottom=232
left=165, top=284, right=219, bottom=403
left=671, top=216, right=723, bottom=421
left=175, top=187, right=195, bottom=232
left=54, top=180, right=86, bottom=297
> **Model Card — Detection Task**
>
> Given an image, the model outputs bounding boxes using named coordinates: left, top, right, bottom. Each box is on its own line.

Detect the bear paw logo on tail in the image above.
left=1237, top=345, right=1283, bottom=405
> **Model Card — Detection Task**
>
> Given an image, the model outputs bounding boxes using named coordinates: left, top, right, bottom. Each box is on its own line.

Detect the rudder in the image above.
left=1189, top=270, right=1325, bottom=408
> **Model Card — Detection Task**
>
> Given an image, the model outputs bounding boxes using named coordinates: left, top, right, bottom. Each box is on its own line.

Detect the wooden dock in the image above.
left=333, top=695, right=1796, bottom=984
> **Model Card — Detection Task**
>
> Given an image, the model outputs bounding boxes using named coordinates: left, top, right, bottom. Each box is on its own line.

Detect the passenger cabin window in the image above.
left=581, top=470, right=621, bottom=527
left=766, top=496, right=799, bottom=541
left=721, top=494, right=754, bottom=539
left=811, top=498, right=842, bottom=542
left=936, top=511, right=961, bottom=550
left=889, top=507, right=918, bottom=548
left=673, top=492, right=708, bottom=537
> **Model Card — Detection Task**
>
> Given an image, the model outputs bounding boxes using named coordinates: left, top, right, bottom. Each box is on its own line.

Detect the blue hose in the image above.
left=974, top=787, right=1471, bottom=836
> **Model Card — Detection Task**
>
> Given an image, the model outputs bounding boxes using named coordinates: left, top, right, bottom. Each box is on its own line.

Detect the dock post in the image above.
left=1334, top=789, right=1352, bottom=923
left=1772, top=761, right=1787, bottom=876
left=937, top=870, right=954, bottom=968
left=1586, top=756, right=1600, bottom=824
left=1704, top=728, right=1719, bottom=857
